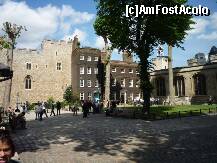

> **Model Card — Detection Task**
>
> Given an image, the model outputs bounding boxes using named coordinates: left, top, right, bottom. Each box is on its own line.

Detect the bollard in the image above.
left=178, top=111, right=181, bottom=118
left=209, top=108, right=211, bottom=113
left=200, top=109, right=202, bottom=115
left=190, top=110, right=192, bottom=116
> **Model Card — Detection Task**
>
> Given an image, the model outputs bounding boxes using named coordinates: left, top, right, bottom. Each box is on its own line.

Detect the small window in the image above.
left=57, top=62, right=61, bottom=70
left=129, top=79, right=133, bottom=87
left=94, top=68, right=98, bottom=74
left=80, top=66, right=84, bottom=74
left=121, top=69, right=125, bottom=73
left=35, top=65, right=38, bottom=69
left=87, top=92, right=92, bottom=100
left=121, top=79, right=125, bottom=87
left=87, top=56, right=91, bottom=61
left=25, top=75, right=31, bottom=89
left=45, top=65, right=48, bottom=68
left=26, top=63, right=31, bottom=70
left=80, top=55, right=84, bottom=60
left=136, top=80, right=140, bottom=88
left=112, top=78, right=116, bottom=87
left=80, top=92, right=84, bottom=100
left=56, top=51, right=57, bottom=56
left=87, top=67, right=91, bottom=74
left=94, top=56, right=99, bottom=61
left=95, top=80, right=99, bottom=87
left=80, top=80, right=84, bottom=87
left=129, top=68, right=133, bottom=73
left=112, top=68, right=116, bottom=72
left=87, top=80, right=91, bottom=87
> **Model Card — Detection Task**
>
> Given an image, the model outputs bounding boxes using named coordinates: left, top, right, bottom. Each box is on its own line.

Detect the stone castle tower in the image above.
left=0, top=38, right=78, bottom=107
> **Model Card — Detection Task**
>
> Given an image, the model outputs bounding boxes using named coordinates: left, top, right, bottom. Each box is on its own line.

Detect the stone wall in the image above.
left=0, top=40, right=73, bottom=107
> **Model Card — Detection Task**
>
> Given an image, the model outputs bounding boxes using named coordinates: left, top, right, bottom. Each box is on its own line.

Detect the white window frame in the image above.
left=87, top=56, right=91, bottom=61
left=80, top=55, right=84, bottom=60
left=87, top=80, right=91, bottom=87
left=87, top=67, right=91, bottom=74
left=80, top=80, right=84, bottom=87
left=112, top=78, right=116, bottom=87
left=121, top=68, right=125, bottom=73
left=80, top=66, right=84, bottom=74
left=94, top=56, right=99, bottom=61
left=95, top=80, right=99, bottom=87
left=94, top=68, right=98, bottom=74
left=121, top=79, right=125, bottom=87
left=87, top=92, right=92, bottom=100
left=112, top=68, right=116, bottom=72
left=80, top=92, right=84, bottom=100
left=129, top=79, right=133, bottom=87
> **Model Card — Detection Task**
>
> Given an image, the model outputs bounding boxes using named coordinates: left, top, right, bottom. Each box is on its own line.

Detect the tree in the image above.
left=0, top=36, right=9, bottom=50
left=63, top=85, right=79, bottom=105
left=2, top=22, right=26, bottom=109
left=94, top=0, right=194, bottom=113
left=94, top=17, right=112, bottom=107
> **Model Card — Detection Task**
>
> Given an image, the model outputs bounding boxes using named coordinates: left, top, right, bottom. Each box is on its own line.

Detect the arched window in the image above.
left=156, top=77, right=166, bottom=96
left=193, top=74, right=206, bottom=95
left=25, top=75, right=32, bottom=89
left=174, top=76, right=185, bottom=96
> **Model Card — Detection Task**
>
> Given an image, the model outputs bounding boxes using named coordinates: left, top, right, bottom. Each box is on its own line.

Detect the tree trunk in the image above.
left=3, top=47, right=13, bottom=109
left=138, top=48, right=152, bottom=114
left=103, top=37, right=111, bottom=108
left=168, top=45, right=175, bottom=105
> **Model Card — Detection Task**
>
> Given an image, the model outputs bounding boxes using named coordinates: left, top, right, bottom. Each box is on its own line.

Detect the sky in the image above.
left=0, top=0, right=217, bottom=67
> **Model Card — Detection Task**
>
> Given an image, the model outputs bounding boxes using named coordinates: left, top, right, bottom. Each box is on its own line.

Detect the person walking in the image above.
left=82, top=100, right=88, bottom=118
left=56, top=101, right=61, bottom=116
left=42, top=102, right=48, bottom=118
left=50, top=102, right=56, bottom=116
left=35, top=102, right=40, bottom=120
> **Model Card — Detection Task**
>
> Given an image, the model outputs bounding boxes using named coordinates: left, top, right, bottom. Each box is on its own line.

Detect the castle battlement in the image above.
left=15, top=48, right=40, bottom=55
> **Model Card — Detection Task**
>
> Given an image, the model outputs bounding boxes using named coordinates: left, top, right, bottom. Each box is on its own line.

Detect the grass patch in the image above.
left=117, top=104, right=217, bottom=119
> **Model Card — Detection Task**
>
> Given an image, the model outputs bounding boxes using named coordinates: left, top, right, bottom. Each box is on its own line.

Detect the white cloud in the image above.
left=63, top=28, right=87, bottom=42
left=188, top=18, right=209, bottom=35
left=0, top=1, right=94, bottom=48
left=94, top=36, right=105, bottom=49
left=197, top=32, right=217, bottom=40
left=210, top=12, right=217, bottom=30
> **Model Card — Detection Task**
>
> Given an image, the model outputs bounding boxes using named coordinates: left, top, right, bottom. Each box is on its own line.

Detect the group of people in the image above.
left=80, top=100, right=102, bottom=118
left=35, top=101, right=62, bottom=121
left=5, top=107, right=27, bottom=130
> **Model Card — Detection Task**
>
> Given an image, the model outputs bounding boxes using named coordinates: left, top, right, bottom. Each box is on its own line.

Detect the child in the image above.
left=0, top=128, right=19, bottom=162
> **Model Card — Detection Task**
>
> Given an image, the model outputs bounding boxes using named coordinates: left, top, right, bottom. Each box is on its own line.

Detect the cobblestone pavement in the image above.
left=11, top=111, right=217, bottom=163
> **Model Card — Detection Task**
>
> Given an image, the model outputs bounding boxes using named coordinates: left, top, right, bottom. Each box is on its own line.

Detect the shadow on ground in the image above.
left=11, top=112, right=217, bottom=162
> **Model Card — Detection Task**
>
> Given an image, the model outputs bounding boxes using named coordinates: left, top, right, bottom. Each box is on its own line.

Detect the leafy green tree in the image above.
left=2, top=22, right=26, bottom=109
left=63, top=85, right=79, bottom=106
left=94, top=0, right=194, bottom=113
left=0, top=36, right=10, bottom=50
left=47, top=97, right=55, bottom=109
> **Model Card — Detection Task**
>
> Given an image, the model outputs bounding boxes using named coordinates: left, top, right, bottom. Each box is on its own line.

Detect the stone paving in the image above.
left=11, top=110, right=217, bottom=163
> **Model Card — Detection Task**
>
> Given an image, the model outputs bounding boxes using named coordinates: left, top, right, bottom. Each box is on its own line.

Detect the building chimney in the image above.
left=122, top=50, right=133, bottom=62
left=72, top=35, right=79, bottom=51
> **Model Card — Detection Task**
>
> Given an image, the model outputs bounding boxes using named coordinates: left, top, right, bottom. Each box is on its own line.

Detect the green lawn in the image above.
left=117, top=104, right=217, bottom=119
